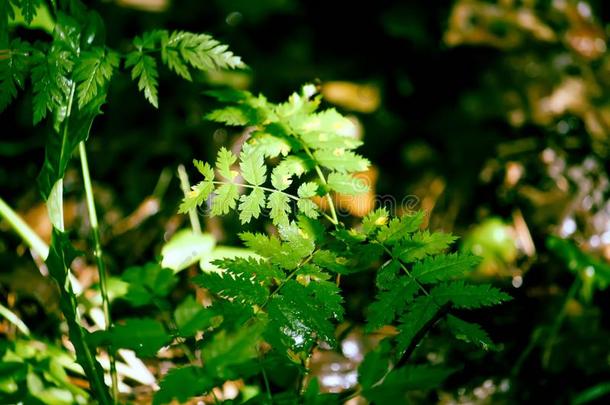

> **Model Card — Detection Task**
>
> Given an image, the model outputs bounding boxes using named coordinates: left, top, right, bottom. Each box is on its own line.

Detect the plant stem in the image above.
left=0, top=196, right=49, bottom=258
left=312, top=164, right=339, bottom=225
left=78, top=141, right=119, bottom=403
left=377, top=243, right=430, bottom=297
left=48, top=83, right=112, bottom=405
left=542, top=277, right=580, bottom=368
left=211, top=181, right=300, bottom=201
left=299, top=143, right=339, bottom=225
left=178, top=164, right=202, bottom=234
left=395, top=302, right=452, bottom=367
left=0, top=302, right=30, bottom=335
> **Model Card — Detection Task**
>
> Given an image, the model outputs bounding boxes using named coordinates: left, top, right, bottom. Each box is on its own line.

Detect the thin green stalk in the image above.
left=0, top=196, right=49, bottom=258
left=79, top=141, right=119, bottom=403
left=377, top=242, right=430, bottom=297
left=312, top=164, right=339, bottom=225
left=282, top=122, right=339, bottom=225
left=178, top=164, right=202, bottom=234
left=0, top=302, right=30, bottom=335
left=542, top=277, right=580, bottom=368
left=301, top=143, right=339, bottom=225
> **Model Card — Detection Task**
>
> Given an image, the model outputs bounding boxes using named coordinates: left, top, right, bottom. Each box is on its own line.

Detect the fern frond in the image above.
left=239, top=145, right=266, bottom=186
left=375, top=211, right=425, bottom=245
left=327, top=172, right=369, bottom=195
left=446, top=315, right=496, bottom=350
left=313, top=149, right=370, bottom=173
left=0, top=39, right=30, bottom=113
left=396, top=294, right=440, bottom=353
left=411, top=253, right=481, bottom=284
left=19, top=0, right=41, bottom=25
left=238, top=187, right=266, bottom=223
left=267, top=191, right=291, bottom=227
left=195, top=266, right=269, bottom=306
left=216, top=147, right=238, bottom=181
left=431, top=281, right=512, bottom=309
left=210, top=183, right=239, bottom=216
left=125, top=51, right=159, bottom=108
left=366, top=276, right=418, bottom=332
left=395, top=231, right=457, bottom=263
left=74, top=47, right=119, bottom=108
left=164, top=31, right=245, bottom=71
left=268, top=280, right=338, bottom=351
left=31, top=46, right=73, bottom=124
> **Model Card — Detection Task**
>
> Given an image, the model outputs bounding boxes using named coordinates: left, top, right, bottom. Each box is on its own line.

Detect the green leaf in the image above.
left=38, top=99, right=102, bottom=200
left=211, top=183, right=239, bottom=216
left=205, top=87, right=253, bottom=102
left=375, top=259, right=401, bottom=289
left=31, top=46, right=73, bottom=124
left=174, top=296, right=221, bottom=338
left=0, top=39, right=30, bottom=113
left=296, top=183, right=320, bottom=219
left=250, top=131, right=292, bottom=158
left=19, top=0, right=41, bottom=25
left=240, top=232, right=303, bottom=270
left=279, top=223, right=315, bottom=261
left=163, top=31, right=245, bottom=72
left=274, top=84, right=320, bottom=118
left=366, top=276, right=418, bottom=332
left=268, top=280, right=338, bottom=351
left=216, top=257, right=284, bottom=285
left=312, top=250, right=350, bottom=274
left=216, top=147, right=238, bottom=181
left=240, top=145, right=267, bottom=186
left=194, top=159, right=215, bottom=179
left=313, top=149, right=370, bottom=173
left=90, top=318, right=171, bottom=357
left=376, top=211, right=425, bottom=245
left=179, top=160, right=215, bottom=213
left=297, top=199, right=320, bottom=219
left=195, top=264, right=269, bottom=306
left=395, top=231, right=457, bottom=263
left=395, top=294, right=441, bottom=353
left=201, top=320, right=266, bottom=379
left=446, top=315, right=496, bottom=351
left=303, top=378, right=341, bottom=405
left=297, top=182, right=318, bottom=198
left=121, top=263, right=178, bottom=307
left=179, top=179, right=214, bottom=213
left=160, top=230, right=216, bottom=272
left=125, top=51, right=158, bottom=108
left=206, top=105, right=253, bottom=126
left=430, top=281, right=512, bottom=309
left=238, top=187, right=266, bottom=223
left=411, top=253, right=481, bottom=284
left=358, top=341, right=391, bottom=389
left=74, top=47, right=119, bottom=108
left=268, top=191, right=291, bottom=226
left=297, top=266, right=344, bottom=322
left=327, top=172, right=368, bottom=195
left=363, top=365, right=455, bottom=402
left=271, top=155, right=309, bottom=191
left=361, top=207, right=390, bottom=235
left=294, top=109, right=362, bottom=150
left=573, top=381, right=610, bottom=405
left=153, top=366, right=213, bottom=405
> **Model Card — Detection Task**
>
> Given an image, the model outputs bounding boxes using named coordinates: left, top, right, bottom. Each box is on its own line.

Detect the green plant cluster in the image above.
left=0, top=1, right=510, bottom=404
